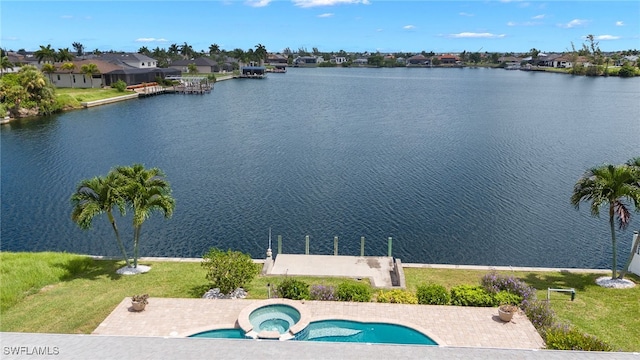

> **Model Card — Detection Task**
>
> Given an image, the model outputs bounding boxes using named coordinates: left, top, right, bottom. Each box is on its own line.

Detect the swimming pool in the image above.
left=189, top=320, right=437, bottom=346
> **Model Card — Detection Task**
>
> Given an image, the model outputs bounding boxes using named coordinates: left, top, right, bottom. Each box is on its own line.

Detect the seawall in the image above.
left=88, top=255, right=611, bottom=273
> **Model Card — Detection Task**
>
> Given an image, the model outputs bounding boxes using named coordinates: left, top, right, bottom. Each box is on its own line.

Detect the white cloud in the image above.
left=594, top=35, right=620, bottom=40
left=135, top=38, right=169, bottom=43
left=459, top=12, right=474, bottom=17
left=60, top=15, right=73, bottom=19
left=532, top=14, right=545, bottom=19
left=245, top=0, right=271, bottom=7
left=376, top=28, right=383, bottom=32
left=559, top=19, right=588, bottom=28
left=508, top=21, right=541, bottom=26
left=317, top=13, right=334, bottom=17
left=403, top=25, right=415, bottom=30
left=448, top=32, right=506, bottom=39
left=615, top=21, right=624, bottom=26
left=292, top=0, right=370, bottom=8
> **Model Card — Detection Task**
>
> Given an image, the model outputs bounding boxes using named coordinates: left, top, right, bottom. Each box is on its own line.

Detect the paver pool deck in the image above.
left=93, top=297, right=544, bottom=349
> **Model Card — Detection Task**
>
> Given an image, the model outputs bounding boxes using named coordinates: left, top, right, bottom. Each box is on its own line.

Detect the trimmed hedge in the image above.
left=416, top=284, right=450, bottom=305
left=277, top=278, right=310, bottom=300
left=544, top=325, right=614, bottom=351
left=450, top=285, right=496, bottom=307
left=376, top=289, right=418, bottom=304
left=336, top=282, right=371, bottom=302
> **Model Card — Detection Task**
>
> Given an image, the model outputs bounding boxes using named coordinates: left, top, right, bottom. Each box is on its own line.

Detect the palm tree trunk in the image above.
left=107, top=212, right=131, bottom=268
left=609, top=204, right=618, bottom=279
left=618, top=231, right=639, bottom=280
left=133, top=225, right=142, bottom=268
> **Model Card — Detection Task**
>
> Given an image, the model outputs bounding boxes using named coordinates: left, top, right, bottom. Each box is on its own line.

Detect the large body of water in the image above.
left=2, top=67, right=639, bottom=268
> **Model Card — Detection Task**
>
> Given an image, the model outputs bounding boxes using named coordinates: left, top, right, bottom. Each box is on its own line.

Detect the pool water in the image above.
left=190, top=328, right=246, bottom=339
left=248, top=304, right=301, bottom=334
left=302, top=320, right=437, bottom=345
left=190, top=320, right=437, bottom=346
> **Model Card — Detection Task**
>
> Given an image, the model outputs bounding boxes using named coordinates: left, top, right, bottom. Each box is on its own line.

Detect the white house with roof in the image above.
left=95, top=53, right=158, bottom=68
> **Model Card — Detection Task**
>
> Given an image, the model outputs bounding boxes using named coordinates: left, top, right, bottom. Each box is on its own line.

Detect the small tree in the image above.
left=80, top=63, right=99, bottom=88
left=201, top=248, right=259, bottom=294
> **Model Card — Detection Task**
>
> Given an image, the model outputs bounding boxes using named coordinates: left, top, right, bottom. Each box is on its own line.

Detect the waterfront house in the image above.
left=102, top=67, right=180, bottom=87
left=330, top=56, right=347, bottom=65
left=293, top=56, right=322, bottom=67
left=537, top=53, right=563, bottom=67
left=96, top=53, right=158, bottom=68
left=352, top=58, right=368, bottom=66
left=406, top=54, right=430, bottom=66
left=615, top=55, right=638, bottom=66
left=267, top=53, right=288, bottom=65
left=48, top=59, right=120, bottom=88
left=438, top=54, right=460, bottom=65
left=169, top=57, right=218, bottom=74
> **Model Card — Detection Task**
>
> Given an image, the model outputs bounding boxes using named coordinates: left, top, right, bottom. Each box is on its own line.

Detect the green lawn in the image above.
left=1, top=252, right=638, bottom=351
left=56, top=88, right=134, bottom=102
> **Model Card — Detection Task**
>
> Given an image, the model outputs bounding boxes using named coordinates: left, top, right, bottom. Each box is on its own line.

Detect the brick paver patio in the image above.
left=93, top=297, right=544, bottom=349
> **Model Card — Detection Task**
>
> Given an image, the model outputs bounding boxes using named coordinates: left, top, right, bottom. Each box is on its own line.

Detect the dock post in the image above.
left=388, top=237, right=392, bottom=257
left=334, top=236, right=338, bottom=256
left=360, top=236, right=365, bottom=256
left=277, top=235, right=282, bottom=255
left=305, top=235, right=310, bottom=255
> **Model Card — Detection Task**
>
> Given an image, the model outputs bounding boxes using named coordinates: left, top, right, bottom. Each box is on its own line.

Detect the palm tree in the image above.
left=209, top=43, right=220, bottom=56
left=60, top=62, right=76, bottom=88
left=115, top=164, right=175, bottom=268
left=168, top=43, right=179, bottom=55
left=56, top=48, right=74, bottom=62
left=571, top=164, right=640, bottom=279
left=41, top=63, right=56, bottom=83
left=71, top=172, right=132, bottom=268
left=34, top=44, right=56, bottom=63
left=138, top=46, right=150, bottom=56
left=80, top=63, right=99, bottom=88
left=1, top=55, right=14, bottom=76
left=180, top=42, right=194, bottom=59
left=18, top=65, right=46, bottom=94
left=72, top=42, right=84, bottom=57
left=254, top=43, right=267, bottom=66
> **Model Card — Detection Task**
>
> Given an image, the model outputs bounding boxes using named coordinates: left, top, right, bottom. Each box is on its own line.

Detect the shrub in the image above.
left=376, top=289, right=418, bottom=304
left=309, top=285, right=336, bottom=301
left=416, top=284, right=450, bottom=305
left=544, top=324, right=613, bottom=351
left=525, top=300, right=556, bottom=330
left=201, top=248, right=259, bottom=295
left=336, top=282, right=371, bottom=302
left=450, top=285, right=496, bottom=307
left=111, top=80, right=127, bottom=92
left=494, top=291, right=523, bottom=306
left=481, top=272, right=536, bottom=307
left=619, top=62, right=637, bottom=78
left=277, top=278, right=310, bottom=300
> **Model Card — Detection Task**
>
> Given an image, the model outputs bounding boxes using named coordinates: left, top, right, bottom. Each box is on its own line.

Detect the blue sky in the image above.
left=2, top=1, right=639, bottom=54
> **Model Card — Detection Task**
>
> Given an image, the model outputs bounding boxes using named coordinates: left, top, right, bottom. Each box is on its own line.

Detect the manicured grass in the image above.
left=404, top=267, right=640, bottom=351
left=2, top=252, right=638, bottom=351
left=56, top=88, right=133, bottom=102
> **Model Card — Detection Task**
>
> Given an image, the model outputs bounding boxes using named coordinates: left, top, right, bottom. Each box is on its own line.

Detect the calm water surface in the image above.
left=2, top=68, right=639, bottom=268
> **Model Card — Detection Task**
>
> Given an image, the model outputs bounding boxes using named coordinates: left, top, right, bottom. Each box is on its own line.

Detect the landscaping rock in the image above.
left=202, top=287, right=247, bottom=299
